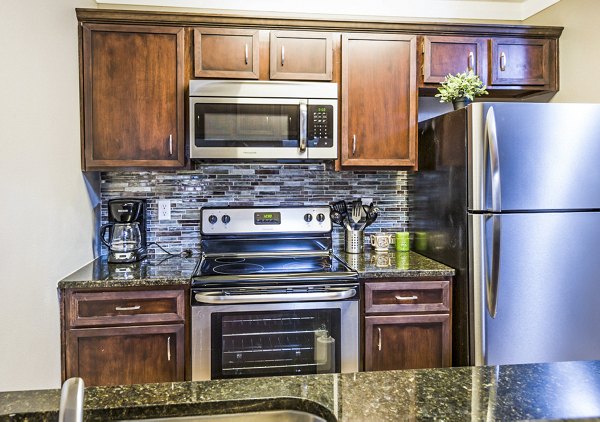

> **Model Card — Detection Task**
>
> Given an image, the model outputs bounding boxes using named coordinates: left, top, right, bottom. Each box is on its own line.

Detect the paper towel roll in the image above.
left=315, top=333, right=335, bottom=373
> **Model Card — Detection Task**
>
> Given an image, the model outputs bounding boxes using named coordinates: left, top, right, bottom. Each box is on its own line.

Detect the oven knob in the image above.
left=208, top=215, right=218, bottom=224
left=316, top=213, right=326, bottom=222
left=222, top=215, right=231, bottom=224
left=304, top=213, right=313, bottom=222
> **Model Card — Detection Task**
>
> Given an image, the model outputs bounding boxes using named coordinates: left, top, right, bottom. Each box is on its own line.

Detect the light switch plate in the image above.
left=158, top=200, right=171, bottom=221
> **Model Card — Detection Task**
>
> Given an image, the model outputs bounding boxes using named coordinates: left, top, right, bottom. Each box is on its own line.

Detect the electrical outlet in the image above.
left=362, top=198, right=373, bottom=205
left=158, top=200, right=171, bottom=221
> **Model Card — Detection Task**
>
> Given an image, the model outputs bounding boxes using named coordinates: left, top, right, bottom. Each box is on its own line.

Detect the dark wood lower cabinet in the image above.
left=364, top=314, right=450, bottom=371
left=61, top=287, right=188, bottom=387
left=65, top=324, right=184, bottom=386
left=362, top=278, right=452, bottom=372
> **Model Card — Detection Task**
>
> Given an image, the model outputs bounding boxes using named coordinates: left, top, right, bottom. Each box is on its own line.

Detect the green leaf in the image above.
left=435, top=70, right=489, bottom=103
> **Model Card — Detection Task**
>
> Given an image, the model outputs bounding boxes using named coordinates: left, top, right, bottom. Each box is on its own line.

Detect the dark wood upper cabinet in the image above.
left=421, top=35, right=488, bottom=84
left=81, top=23, right=185, bottom=170
left=194, top=28, right=260, bottom=79
left=269, top=31, right=333, bottom=81
left=341, top=33, right=417, bottom=167
left=489, top=37, right=554, bottom=87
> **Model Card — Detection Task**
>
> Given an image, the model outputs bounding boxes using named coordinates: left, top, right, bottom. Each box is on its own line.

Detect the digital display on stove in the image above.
left=254, top=212, right=281, bottom=225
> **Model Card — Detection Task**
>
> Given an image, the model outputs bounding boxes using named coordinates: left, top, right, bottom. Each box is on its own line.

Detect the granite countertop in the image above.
left=337, top=249, right=454, bottom=278
left=57, top=255, right=197, bottom=289
left=58, top=249, right=454, bottom=289
left=3, top=360, right=600, bottom=421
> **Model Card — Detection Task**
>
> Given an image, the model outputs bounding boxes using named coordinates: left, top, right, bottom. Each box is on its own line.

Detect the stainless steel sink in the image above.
left=122, top=410, right=327, bottom=422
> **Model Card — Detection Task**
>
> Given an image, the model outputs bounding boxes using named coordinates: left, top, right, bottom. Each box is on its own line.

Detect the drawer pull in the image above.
left=395, top=295, right=418, bottom=301
left=377, top=327, right=382, bottom=351
left=167, top=336, right=171, bottom=361
left=115, top=305, right=141, bottom=311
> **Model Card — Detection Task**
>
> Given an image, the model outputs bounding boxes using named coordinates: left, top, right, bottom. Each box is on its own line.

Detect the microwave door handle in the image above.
left=299, top=100, right=307, bottom=152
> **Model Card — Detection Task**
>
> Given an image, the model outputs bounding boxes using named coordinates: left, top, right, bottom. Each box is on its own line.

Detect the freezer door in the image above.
left=468, top=103, right=600, bottom=212
left=469, top=211, right=600, bottom=366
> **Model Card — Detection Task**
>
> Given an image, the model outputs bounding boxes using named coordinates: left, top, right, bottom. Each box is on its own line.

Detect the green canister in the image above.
left=395, top=231, right=410, bottom=252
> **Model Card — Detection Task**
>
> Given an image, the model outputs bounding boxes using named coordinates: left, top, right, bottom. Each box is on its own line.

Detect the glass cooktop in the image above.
left=192, top=254, right=358, bottom=287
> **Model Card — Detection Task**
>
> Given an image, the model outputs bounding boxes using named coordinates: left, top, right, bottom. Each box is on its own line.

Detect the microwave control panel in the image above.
left=308, top=105, right=334, bottom=148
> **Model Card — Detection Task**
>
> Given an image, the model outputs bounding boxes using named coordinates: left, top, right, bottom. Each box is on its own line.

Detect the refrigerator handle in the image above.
left=486, top=215, right=502, bottom=318
left=485, top=107, right=502, bottom=212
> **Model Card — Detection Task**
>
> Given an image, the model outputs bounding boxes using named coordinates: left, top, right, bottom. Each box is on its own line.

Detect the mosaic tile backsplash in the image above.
left=101, top=163, right=412, bottom=256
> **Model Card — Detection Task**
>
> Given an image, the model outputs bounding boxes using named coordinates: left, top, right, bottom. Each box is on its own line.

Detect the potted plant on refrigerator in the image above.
left=435, top=70, right=489, bottom=110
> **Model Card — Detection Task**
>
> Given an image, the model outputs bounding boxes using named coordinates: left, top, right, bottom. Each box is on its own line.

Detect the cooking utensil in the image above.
left=351, top=200, right=362, bottom=226
left=331, top=209, right=353, bottom=231
left=363, top=203, right=379, bottom=230
left=330, top=210, right=343, bottom=225
left=332, top=201, right=348, bottom=218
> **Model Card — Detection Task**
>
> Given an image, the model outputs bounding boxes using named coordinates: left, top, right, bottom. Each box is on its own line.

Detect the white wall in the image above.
left=0, top=0, right=98, bottom=391
left=525, top=0, right=600, bottom=103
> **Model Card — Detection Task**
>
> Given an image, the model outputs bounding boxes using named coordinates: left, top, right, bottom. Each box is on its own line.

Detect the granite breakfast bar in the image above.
left=3, top=360, right=600, bottom=421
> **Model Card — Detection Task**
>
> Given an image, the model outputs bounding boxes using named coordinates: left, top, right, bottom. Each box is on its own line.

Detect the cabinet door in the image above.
left=364, top=314, right=451, bottom=371
left=422, top=35, right=488, bottom=84
left=65, top=324, right=184, bottom=386
left=194, top=28, right=259, bottom=79
left=341, top=33, right=417, bottom=167
left=82, top=24, right=185, bottom=170
left=489, top=37, right=553, bottom=87
left=270, top=31, right=333, bottom=81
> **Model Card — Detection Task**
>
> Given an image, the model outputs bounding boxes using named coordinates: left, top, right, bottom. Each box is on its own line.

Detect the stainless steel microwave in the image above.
left=189, top=80, right=338, bottom=160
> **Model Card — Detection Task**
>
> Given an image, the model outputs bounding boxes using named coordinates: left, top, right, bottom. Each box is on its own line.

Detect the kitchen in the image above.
left=2, top=0, right=600, bottom=419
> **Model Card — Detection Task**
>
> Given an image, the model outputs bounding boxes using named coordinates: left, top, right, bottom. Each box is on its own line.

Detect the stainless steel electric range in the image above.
left=191, top=206, right=359, bottom=381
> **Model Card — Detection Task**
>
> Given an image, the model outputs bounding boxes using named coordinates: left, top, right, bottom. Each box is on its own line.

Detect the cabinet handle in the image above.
left=395, top=295, right=418, bottom=301
left=352, top=134, right=357, bottom=156
left=500, top=52, right=506, bottom=71
left=169, top=134, right=173, bottom=156
left=167, top=336, right=171, bottom=361
left=115, top=305, right=141, bottom=311
left=244, top=43, right=248, bottom=65
left=468, top=51, right=474, bottom=71
left=377, top=327, right=382, bottom=351
left=281, top=45, right=285, bottom=66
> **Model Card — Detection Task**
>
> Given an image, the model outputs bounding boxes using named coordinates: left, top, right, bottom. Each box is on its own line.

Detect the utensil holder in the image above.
left=345, top=229, right=364, bottom=254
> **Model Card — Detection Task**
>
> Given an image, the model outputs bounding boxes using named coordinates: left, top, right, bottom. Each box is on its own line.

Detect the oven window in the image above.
left=211, top=309, right=341, bottom=379
left=194, top=103, right=300, bottom=148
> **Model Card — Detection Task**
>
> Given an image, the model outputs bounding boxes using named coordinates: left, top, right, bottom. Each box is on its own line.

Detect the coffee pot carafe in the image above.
left=101, top=221, right=142, bottom=251
left=101, top=199, right=147, bottom=263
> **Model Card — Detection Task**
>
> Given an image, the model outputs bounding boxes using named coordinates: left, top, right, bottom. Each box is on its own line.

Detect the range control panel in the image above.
left=201, top=206, right=331, bottom=235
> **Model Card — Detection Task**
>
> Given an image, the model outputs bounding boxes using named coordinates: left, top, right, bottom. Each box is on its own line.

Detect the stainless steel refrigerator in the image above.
left=413, top=102, right=600, bottom=366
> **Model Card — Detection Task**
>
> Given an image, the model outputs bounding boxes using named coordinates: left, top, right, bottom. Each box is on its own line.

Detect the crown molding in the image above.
left=94, top=0, right=561, bottom=21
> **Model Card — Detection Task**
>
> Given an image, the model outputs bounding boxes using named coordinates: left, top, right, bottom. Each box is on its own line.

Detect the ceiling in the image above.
left=95, top=0, right=561, bottom=21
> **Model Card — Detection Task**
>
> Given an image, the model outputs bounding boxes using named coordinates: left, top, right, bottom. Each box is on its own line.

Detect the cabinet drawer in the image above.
left=364, top=280, right=450, bottom=313
left=67, top=289, right=185, bottom=328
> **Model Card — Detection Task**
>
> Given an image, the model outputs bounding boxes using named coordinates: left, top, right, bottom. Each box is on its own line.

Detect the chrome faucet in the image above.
left=58, top=377, right=84, bottom=422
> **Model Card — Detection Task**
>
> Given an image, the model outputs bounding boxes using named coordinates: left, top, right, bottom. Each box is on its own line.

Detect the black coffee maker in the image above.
left=100, top=198, right=147, bottom=263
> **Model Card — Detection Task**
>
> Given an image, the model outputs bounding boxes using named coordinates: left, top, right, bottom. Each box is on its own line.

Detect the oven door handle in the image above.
left=194, top=287, right=357, bottom=304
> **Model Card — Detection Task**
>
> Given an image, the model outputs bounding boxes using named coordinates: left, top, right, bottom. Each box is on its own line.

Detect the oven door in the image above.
left=191, top=295, right=359, bottom=380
